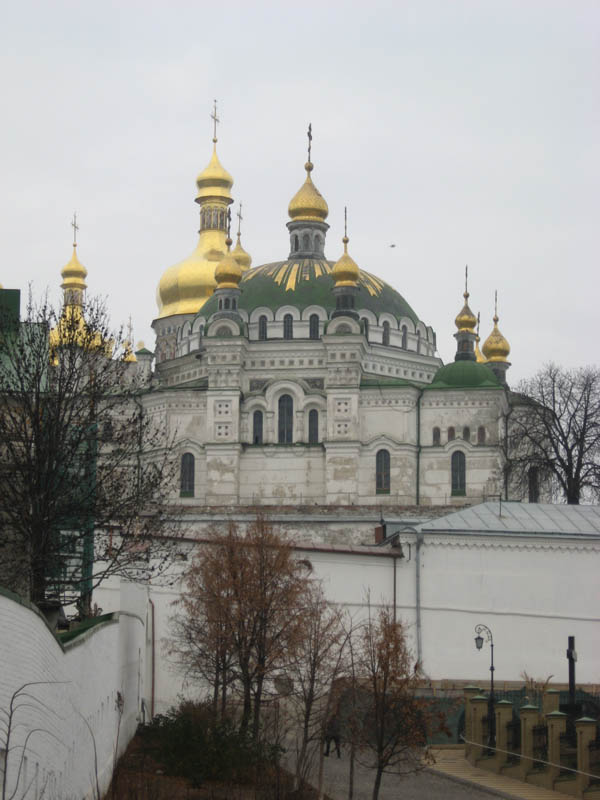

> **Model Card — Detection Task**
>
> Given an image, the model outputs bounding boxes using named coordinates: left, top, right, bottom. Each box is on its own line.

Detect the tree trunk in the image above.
left=372, top=765, right=384, bottom=800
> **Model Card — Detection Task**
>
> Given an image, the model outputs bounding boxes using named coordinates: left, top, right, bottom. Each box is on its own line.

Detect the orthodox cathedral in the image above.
left=56, top=118, right=515, bottom=509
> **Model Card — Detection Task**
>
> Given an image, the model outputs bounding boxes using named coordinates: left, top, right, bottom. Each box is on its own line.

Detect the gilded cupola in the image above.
left=215, top=237, right=243, bottom=290
left=288, top=160, right=329, bottom=223
left=231, top=203, right=252, bottom=272
left=156, top=101, right=234, bottom=320
left=452, top=267, right=478, bottom=362
left=454, top=275, right=477, bottom=332
left=481, top=291, right=511, bottom=386
left=332, top=210, right=359, bottom=288
left=61, top=216, right=87, bottom=307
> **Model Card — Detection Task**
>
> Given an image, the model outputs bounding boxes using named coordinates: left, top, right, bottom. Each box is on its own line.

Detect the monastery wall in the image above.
left=0, top=583, right=148, bottom=800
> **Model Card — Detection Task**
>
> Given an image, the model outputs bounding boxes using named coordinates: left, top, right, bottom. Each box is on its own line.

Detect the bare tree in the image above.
left=169, top=517, right=314, bottom=739
left=508, top=363, right=600, bottom=504
left=352, top=604, right=443, bottom=800
left=0, top=292, right=176, bottom=612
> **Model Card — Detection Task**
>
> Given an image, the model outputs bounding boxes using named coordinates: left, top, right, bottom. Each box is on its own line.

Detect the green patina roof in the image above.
left=427, top=360, right=501, bottom=390
left=200, top=259, right=422, bottom=324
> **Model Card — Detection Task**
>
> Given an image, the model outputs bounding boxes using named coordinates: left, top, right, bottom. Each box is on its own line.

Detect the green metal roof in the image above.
left=200, top=259, right=422, bottom=324
left=427, top=360, right=501, bottom=390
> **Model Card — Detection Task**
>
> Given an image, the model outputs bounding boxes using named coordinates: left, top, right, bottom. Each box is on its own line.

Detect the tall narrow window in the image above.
left=462, top=426, right=471, bottom=442
left=447, top=426, right=455, bottom=442
left=294, top=235, right=299, bottom=252
left=451, top=451, right=466, bottom=496
left=180, top=453, right=195, bottom=497
left=309, top=314, right=319, bottom=340
left=224, top=298, right=230, bottom=309
left=278, top=394, right=293, bottom=443
left=253, top=410, right=263, bottom=445
left=528, top=467, right=540, bottom=503
left=362, top=318, right=369, bottom=340
left=382, top=321, right=390, bottom=346
left=433, top=427, right=441, bottom=445
left=416, top=330, right=421, bottom=354
left=376, top=449, right=390, bottom=494
left=283, top=314, right=293, bottom=340
left=401, top=325, right=407, bottom=349
left=308, top=409, right=319, bottom=444
left=477, top=426, right=486, bottom=445
left=258, top=315, right=268, bottom=341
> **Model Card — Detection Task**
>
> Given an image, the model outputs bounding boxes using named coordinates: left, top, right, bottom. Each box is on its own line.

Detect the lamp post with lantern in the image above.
left=474, top=623, right=496, bottom=748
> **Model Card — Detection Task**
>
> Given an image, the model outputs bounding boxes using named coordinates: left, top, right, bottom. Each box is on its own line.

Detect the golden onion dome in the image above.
left=215, top=242, right=242, bottom=290
left=123, top=340, right=137, bottom=362
left=288, top=161, right=329, bottom=222
left=232, top=232, right=252, bottom=272
left=482, top=314, right=511, bottom=362
left=331, top=236, right=359, bottom=287
left=157, top=240, right=220, bottom=318
left=195, top=145, right=234, bottom=203
left=475, top=334, right=486, bottom=363
left=455, top=290, right=477, bottom=332
left=61, top=246, right=88, bottom=299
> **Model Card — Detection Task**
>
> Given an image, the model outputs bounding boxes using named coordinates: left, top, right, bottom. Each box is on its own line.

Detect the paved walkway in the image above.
left=290, top=746, right=577, bottom=800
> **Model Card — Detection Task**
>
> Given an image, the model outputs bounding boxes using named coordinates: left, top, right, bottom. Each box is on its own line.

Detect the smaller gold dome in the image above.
left=215, top=243, right=242, bottom=290
left=482, top=314, right=511, bottom=362
left=288, top=162, right=329, bottom=222
left=123, top=340, right=137, bottom=362
left=232, top=232, right=252, bottom=271
left=475, top=334, right=486, bottom=363
left=455, top=290, right=477, bottom=332
left=196, top=145, right=234, bottom=203
left=61, top=246, right=88, bottom=298
left=332, top=236, right=359, bottom=287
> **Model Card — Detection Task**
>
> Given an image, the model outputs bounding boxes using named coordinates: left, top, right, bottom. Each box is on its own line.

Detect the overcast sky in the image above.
left=1, top=0, right=598, bottom=383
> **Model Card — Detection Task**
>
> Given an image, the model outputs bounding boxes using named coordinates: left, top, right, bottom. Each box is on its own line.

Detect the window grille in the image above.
left=180, top=453, right=195, bottom=497
left=278, top=394, right=293, bottom=443
left=376, top=449, right=390, bottom=494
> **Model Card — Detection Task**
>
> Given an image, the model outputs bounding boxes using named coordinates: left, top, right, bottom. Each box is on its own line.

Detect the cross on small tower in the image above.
left=71, top=212, right=79, bottom=247
left=211, top=99, right=219, bottom=143
left=477, top=311, right=481, bottom=336
left=307, top=122, right=312, bottom=162
left=344, top=206, right=348, bottom=238
left=127, top=315, right=134, bottom=343
left=494, top=289, right=498, bottom=318
left=237, top=203, right=243, bottom=236
left=465, top=264, right=469, bottom=294
left=227, top=208, right=232, bottom=241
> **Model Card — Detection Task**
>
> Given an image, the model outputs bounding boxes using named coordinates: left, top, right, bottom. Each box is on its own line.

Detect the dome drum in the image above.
left=287, top=220, right=328, bottom=259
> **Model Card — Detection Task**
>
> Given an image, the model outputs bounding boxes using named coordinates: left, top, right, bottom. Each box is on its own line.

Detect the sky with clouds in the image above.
left=1, top=0, right=598, bottom=383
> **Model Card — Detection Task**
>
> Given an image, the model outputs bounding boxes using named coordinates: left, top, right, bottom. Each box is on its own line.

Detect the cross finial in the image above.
left=307, top=122, right=312, bottom=162
left=226, top=208, right=232, bottom=245
left=71, top=212, right=79, bottom=247
left=465, top=264, right=468, bottom=293
left=344, top=206, right=348, bottom=238
left=494, top=289, right=498, bottom=317
left=211, top=99, right=219, bottom=144
left=237, top=202, right=243, bottom=237
left=127, top=315, right=133, bottom=342
left=477, top=311, right=481, bottom=335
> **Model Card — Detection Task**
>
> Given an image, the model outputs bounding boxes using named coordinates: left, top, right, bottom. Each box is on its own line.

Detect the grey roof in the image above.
left=420, top=502, right=600, bottom=538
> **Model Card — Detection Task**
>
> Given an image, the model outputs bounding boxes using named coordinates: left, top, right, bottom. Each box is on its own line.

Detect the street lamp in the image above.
left=474, top=623, right=496, bottom=748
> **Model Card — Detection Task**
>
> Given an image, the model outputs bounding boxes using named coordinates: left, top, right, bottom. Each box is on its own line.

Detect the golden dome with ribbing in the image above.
left=61, top=246, right=87, bottom=298
left=215, top=243, right=242, bottom=290
left=332, top=236, right=359, bottom=287
left=455, top=290, right=477, bottom=332
left=482, top=314, right=510, bottom=362
left=195, top=144, right=234, bottom=203
left=288, top=162, right=329, bottom=222
left=232, top=232, right=251, bottom=272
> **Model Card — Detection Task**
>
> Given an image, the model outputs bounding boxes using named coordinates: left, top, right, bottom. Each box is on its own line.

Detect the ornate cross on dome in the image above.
left=237, top=203, right=243, bottom=236
left=127, top=315, right=134, bottom=342
left=71, top=212, right=79, bottom=247
left=494, top=289, right=498, bottom=317
left=465, top=264, right=469, bottom=294
left=307, top=123, right=312, bottom=162
left=211, top=99, right=219, bottom=143
left=344, top=206, right=348, bottom=238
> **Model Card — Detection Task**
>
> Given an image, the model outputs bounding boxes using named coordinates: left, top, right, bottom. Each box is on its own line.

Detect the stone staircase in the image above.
left=428, top=747, right=579, bottom=799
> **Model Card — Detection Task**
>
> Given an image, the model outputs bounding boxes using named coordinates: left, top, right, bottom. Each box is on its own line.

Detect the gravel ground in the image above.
left=302, top=748, right=505, bottom=800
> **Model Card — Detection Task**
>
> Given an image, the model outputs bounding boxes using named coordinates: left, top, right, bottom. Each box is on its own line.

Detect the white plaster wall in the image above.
left=0, top=585, right=147, bottom=800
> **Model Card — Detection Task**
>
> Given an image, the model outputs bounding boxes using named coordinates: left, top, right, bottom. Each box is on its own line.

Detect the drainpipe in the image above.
left=148, top=597, right=156, bottom=718
left=416, top=530, right=423, bottom=668
left=416, top=389, right=424, bottom=505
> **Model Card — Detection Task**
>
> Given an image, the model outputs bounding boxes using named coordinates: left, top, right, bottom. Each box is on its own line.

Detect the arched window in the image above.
left=309, top=314, right=319, bottom=340
left=314, top=234, right=322, bottom=254
left=308, top=409, right=319, bottom=444
left=180, top=453, right=195, bottom=497
left=258, top=315, right=268, bottom=341
left=382, top=321, right=390, bottom=346
left=416, top=330, right=421, bottom=354
left=218, top=299, right=223, bottom=310
left=401, top=325, right=407, bottom=349
left=477, top=426, right=486, bottom=445
left=224, top=298, right=230, bottom=309
left=451, top=451, right=466, bottom=496
left=528, top=467, right=540, bottom=503
left=302, top=233, right=310, bottom=250
left=283, top=314, right=293, bottom=340
left=232, top=299, right=236, bottom=310
left=433, top=427, right=440, bottom=446
left=294, top=235, right=299, bottom=252
left=253, top=410, right=263, bottom=445
left=447, top=426, right=455, bottom=442
left=278, top=394, right=293, bottom=443
left=361, top=318, right=369, bottom=341
left=376, top=449, right=391, bottom=494
left=462, top=426, right=470, bottom=442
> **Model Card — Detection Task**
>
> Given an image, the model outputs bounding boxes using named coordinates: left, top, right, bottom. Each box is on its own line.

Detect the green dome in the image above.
left=200, top=258, right=420, bottom=323
left=428, top=360, right=501, bottom=390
